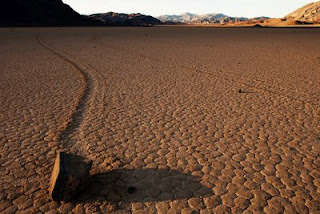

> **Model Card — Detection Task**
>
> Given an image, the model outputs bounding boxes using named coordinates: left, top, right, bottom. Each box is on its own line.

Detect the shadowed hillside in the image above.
left=0, top=0, right=100, bottom=26
left=89, top=12, right=162, bottom=26
left=0, top=0, right=162, bottom=27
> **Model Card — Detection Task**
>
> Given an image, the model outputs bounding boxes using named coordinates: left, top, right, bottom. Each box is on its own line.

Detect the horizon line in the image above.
left=82, top=11, right=276, bottom=19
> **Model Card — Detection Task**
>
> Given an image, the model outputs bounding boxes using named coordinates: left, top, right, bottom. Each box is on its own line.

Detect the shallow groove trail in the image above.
left=37, top=36, right=95, bottom=154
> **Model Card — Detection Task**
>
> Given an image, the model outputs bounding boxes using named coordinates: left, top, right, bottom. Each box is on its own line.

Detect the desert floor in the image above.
left=0, top=27, right=320, bottom=213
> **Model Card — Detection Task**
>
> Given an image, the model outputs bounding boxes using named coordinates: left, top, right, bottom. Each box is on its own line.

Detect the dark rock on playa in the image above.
left=49, top=152, right=92, bottom=201
left=253, top=24, right=264, bottom=28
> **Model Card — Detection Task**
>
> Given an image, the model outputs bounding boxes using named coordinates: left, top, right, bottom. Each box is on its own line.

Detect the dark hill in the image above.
left=0, top=0, right=101, bottom=26
left=89, top=12, right=162, bottom=26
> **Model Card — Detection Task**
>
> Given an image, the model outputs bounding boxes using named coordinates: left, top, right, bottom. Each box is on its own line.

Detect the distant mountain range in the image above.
left=88, top=12, right=162, bottom=26
left=158, top=13, right=226, bottom=23
left=158, top=2, right=320, bottom=25
left=0, top=0, right=319, bottom=27
left=157, top=13, right=262, bottom=24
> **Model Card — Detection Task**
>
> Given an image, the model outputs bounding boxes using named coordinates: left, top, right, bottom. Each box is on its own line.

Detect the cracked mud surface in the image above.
left=0, top=27, right=320, bottom=213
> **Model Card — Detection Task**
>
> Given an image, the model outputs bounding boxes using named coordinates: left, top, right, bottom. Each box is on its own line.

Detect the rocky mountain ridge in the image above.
left=89, top=12, right=162, bottom=26
left=158, top=2, right=320, bottom=25
left=157, top=13, right=268, bottom=24
left=285, top=1, right=320, bottom=23
left=1, top=0, right=319, bottom=27
left=0, top=0, right=161, bottom=27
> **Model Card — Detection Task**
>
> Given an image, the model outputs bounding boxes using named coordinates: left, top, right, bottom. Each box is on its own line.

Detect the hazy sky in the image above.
left=63, top=0, right=316, bottom=18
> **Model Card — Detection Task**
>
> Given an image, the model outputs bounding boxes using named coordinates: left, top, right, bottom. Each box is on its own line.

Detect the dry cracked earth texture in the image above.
left=0, top=27, right=320, bottom=213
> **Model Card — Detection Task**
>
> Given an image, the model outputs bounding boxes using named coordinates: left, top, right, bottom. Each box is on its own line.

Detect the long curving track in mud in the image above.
left=0, top=27, right=320, bottom=213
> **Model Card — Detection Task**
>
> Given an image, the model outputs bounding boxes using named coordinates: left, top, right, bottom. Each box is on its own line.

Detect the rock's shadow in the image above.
left=75, top=168, right=213, bottom=203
